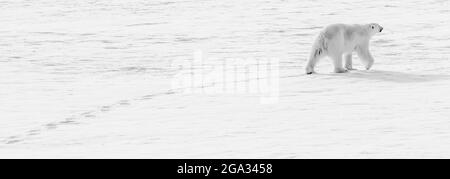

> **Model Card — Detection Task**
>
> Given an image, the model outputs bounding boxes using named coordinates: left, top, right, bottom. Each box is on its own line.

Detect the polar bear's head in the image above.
left=367, top=23, right=383, bottom=35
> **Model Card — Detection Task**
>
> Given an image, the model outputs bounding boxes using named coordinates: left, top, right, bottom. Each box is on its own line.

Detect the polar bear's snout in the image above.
left=379, top=27, right=383, bottom=32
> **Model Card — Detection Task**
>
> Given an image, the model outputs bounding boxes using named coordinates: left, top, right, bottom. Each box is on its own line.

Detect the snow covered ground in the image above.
left=0, top=0, right=449, bottom=158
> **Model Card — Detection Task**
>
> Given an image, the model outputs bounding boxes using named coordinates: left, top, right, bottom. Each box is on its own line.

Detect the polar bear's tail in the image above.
left=311, top=33, right=327, bottom=58
left=310, top=48, right=322, bottom=60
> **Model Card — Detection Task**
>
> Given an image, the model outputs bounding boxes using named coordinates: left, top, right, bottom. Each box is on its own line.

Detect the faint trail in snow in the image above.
left=1, top=89, right=179, bottom=145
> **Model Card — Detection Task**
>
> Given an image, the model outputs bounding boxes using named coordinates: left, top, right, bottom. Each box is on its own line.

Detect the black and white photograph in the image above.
left=1, top=0, right=449, bottom=162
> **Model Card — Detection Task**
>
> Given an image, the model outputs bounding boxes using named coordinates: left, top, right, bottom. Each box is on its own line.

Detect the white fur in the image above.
left=305, top=23, right=383, bottom=74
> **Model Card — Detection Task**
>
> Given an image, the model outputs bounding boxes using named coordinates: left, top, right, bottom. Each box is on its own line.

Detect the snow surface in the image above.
left=0, top=0, right=449, bottom=158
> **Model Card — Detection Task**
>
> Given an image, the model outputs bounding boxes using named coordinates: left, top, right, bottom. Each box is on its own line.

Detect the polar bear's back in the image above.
left=322, top=24, right=363, bottom=41
left=317, top=24, right=369, bottom=53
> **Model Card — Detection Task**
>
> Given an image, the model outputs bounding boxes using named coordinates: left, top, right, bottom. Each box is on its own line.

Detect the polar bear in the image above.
left=305, top=23, right=383, bottom=74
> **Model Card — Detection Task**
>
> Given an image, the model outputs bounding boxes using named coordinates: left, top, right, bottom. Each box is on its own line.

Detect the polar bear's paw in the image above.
left=306, top=71, right=316, bottom=75
left=306, top=67, right=316, bottom=75
left=345, top=67, right=357, bottom=71
left=334, top=68, right=348, bottom=73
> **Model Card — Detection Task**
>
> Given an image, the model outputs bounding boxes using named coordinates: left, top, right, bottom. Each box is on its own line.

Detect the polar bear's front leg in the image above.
left=344, top=53, right=356, bottom=70
left=356, top=45, right=374, bottom=70
left=331, top=54, right=348, bottom=73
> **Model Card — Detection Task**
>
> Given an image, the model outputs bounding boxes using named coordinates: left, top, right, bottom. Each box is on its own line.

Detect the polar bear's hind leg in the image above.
left=305, top=48, right=323, bottom=75
left=331, top=53, right=348, bottom=73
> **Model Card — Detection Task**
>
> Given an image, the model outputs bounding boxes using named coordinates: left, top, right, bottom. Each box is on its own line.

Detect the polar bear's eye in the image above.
left=371, top=26, right=374, bottom=29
